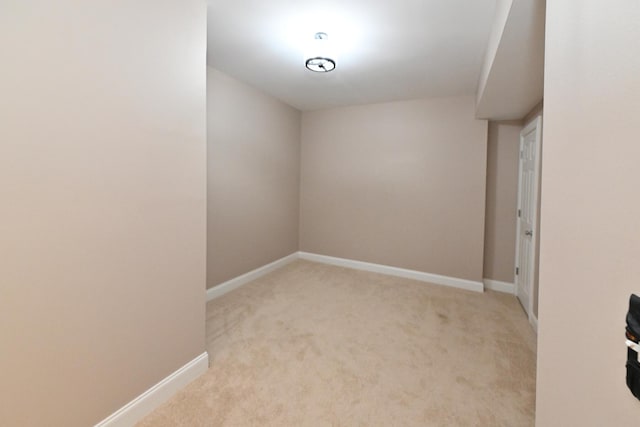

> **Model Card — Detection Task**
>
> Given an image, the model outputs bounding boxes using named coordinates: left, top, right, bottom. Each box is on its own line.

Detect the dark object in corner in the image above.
left=625, top=294, right=640, bottom=400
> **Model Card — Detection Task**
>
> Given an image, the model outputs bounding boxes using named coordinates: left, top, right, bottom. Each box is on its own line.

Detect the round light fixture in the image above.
left=305, top=57, right=336, bottom=73
left=305, top=32, right=336, bottom=73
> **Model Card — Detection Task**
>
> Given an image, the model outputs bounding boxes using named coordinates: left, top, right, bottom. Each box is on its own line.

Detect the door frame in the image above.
left=514, top=115, right=542, bottom=330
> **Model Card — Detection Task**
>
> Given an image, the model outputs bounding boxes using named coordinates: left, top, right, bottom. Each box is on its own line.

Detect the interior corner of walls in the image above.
left=206, top=253, right=299, bottom=301
left=299, top=252, right=484, bottom=293
left=300, top=97, right=489, bottom=287
left=476, top=0, right=514, bottom=114
left=207, top=68, right=302, bottom=289
left=522, top=100, right=544, bottom=125
left=483, top=278, right=516, bottom=294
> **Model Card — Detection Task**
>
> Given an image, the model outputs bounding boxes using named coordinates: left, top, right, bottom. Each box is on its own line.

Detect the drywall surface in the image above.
left=476, top=0, right=545, bottom=120
left=484, top=121, right=521, bottom=283
left=300, top=96, right=487, bottom=282
left=477, top=0, right=514, bottom=107
left=0, top=2, right=207, bottom=425
left=207, top=68, right=301, bottom=287
left=536, top=2, right=640, bottom=425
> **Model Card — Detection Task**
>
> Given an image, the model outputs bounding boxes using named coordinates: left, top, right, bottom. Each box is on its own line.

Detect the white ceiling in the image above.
left=207, top=0, right=497, bottom=111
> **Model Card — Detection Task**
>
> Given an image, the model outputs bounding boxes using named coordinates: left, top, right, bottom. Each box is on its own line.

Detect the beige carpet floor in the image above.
left=138, top=260, right=536, bottom=426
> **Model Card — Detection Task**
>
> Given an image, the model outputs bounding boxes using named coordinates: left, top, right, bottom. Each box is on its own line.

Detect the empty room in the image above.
left=3, top=1, right=640, bottom=427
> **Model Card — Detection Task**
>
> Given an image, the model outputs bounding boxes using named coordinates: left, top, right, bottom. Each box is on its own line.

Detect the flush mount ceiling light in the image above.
left=305, top=32, right=336, bottom=73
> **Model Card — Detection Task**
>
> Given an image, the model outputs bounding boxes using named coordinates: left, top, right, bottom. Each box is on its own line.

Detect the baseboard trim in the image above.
left=206, top=253, right=299, bottom=301
left=483, top=279, right=516, bottom=294
left=530, top=313, right=539, bottom=333
left=298, top=252, right=483, bottom=293
left=206, top=251, right=485, bottom=301
left=94, top=352, right=209, bottom=427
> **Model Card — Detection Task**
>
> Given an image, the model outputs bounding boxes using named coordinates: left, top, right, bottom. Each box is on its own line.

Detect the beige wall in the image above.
left=300, top=97, right=488, bottom=282
left=523, top=101, right=543, bottom=125
left=477, top=0, right=514, bottom=108
left=207, top=68, right=301, bottom=288
left=0, top=2, right=206, bottom=426
left=483, top=121, right=521, bottom=283
left=537, top=1, right=640, bottom=425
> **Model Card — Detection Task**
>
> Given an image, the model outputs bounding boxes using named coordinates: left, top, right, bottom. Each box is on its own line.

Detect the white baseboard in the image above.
left=530, top=313, right=538, bottom=333
left=95, top=352, right=209, bottom=427
left=206, top=251, right=485, bottom=302
left=483, top=279, right=516, bottom=294
left=206, top=253, right=298, bottom=301
left=298, top=252, right=484, bottom=293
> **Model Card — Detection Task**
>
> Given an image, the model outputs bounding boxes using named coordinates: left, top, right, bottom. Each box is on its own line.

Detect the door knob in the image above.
left=525, top=230, right=533, bottom=236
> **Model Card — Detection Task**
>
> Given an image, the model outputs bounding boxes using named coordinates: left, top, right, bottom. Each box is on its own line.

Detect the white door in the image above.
left=515, top=116, right=542, bottom=323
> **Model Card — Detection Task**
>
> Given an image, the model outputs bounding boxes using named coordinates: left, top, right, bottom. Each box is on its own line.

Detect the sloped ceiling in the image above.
left=475, top=0, right=546, bottom=120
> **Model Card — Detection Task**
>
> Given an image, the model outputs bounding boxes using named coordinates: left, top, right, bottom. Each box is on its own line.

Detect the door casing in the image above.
left=514, top=115, right=542, bottom=331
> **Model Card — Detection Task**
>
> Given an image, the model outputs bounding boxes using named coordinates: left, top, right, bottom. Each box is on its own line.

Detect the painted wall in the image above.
left=483, top=121, right=521, bottom=283
left=523, top=101, right=543, bottom=125
left=476, top=0, right=546, bottom=120
left=477, top=0, right=514, bottom=108
left=300, top=97, right=488, bottom=282
left=0, top=2, right=206, bottom=426
left=536, top=2, right=640, bottom=425
left=207, top=68, right=301, bottom=288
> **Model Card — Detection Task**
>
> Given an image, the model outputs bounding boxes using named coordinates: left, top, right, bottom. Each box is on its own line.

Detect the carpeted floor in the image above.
left=138, top=260, right=536, bottom=426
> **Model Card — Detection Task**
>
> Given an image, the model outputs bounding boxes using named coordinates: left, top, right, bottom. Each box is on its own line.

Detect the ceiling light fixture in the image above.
left=305, top=32, right=336, bottom=73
